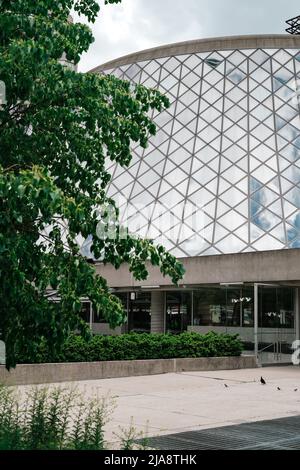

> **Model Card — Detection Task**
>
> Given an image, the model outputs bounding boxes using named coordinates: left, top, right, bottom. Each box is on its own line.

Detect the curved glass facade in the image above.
left=102, top=45, right=300, bottom=258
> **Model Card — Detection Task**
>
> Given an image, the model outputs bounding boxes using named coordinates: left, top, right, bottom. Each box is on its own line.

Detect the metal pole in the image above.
left=126, top=292, right=129, bottom=334
left=163, top=291, right=166, bottom=334
left=240, top=287, right=243, bottom=328
left=89, top=302, right=93, bottom=331
left=191, top=290, right=194, bottom=328
left=254, top=284, right=259, bottom=363
left=295, top=288, right=299, bottom=342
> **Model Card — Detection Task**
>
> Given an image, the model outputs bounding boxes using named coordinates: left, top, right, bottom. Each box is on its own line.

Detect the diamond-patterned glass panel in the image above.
left=100, top=46, right=300, bottom=257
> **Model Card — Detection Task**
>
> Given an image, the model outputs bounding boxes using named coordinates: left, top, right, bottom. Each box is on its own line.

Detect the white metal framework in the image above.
left=96, top=45, right=300, bottom=259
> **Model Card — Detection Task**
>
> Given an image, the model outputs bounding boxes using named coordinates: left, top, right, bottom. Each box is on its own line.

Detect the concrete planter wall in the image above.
left=0, top=355, right=257, bottom=386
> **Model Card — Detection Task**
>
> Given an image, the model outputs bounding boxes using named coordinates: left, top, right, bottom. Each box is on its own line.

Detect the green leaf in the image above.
left=0, top=0, right=184, bottom=370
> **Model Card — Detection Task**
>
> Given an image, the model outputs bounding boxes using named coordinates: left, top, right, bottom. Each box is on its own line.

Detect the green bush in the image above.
left=16, top=331, right=243, bottom=364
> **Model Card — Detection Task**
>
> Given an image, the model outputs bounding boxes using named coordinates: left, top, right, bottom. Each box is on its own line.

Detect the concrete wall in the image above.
left=151, top=291, right=165, bottom=333
left=175, top=356, right=257, bottom=372
left=95, top=249, right=300, bottom=288
left=0, top=356, right=257, bottom=386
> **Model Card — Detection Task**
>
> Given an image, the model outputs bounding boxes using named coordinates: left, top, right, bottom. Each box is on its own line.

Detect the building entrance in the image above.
left=255, top=285, right=298, bottom=365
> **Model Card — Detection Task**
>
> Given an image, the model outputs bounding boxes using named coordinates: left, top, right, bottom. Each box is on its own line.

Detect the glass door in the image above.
left=257, top=286, right=296, bottom=365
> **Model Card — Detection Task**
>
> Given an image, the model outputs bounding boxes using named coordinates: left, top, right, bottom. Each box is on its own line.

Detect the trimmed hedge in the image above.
left=17, top=331, right=243, bottom=364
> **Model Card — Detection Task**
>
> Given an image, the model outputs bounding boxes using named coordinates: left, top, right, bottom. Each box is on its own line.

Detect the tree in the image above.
left=0, top=0, right=185, bottom=368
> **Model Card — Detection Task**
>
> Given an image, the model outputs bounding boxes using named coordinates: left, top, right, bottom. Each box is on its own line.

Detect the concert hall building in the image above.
left=86, top=33, right=300, bottom=365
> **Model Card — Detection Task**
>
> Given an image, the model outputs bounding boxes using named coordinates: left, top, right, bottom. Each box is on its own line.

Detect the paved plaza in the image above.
left=18, top=366, right=300, bottom=448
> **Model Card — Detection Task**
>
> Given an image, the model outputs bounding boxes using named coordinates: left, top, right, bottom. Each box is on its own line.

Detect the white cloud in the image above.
left=75, top=0, right=300, bottom=72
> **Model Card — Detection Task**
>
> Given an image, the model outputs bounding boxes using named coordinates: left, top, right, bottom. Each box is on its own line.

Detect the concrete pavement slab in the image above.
left=15, top=365, right=300, bottom=448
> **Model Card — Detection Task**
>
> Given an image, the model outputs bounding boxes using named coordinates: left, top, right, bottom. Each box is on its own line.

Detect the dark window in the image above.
left=227, top=287, right=254, bottom=327
left=128, top=292, right=151, bottom=333
left=92, top=309, right=106, bottom=323
left=259, top=287, right=294, bottom=328
left=166, top=292, right=192, bottom=334
left=193, top=286, right=254, bottom=327
left=193, top=288, right=226, bottom=326
left=80, top=302, right=91, bottom=323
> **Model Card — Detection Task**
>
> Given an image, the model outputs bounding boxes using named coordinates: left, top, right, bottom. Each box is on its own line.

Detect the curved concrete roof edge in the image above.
left=89, top=34, right=300, bottom=73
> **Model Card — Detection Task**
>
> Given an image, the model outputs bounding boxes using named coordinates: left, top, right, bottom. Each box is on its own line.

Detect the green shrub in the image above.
left=17, top=331, right=243, bottom=364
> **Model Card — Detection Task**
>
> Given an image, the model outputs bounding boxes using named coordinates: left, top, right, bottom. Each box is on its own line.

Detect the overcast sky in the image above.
left=75, top=0, right=300, bottom=72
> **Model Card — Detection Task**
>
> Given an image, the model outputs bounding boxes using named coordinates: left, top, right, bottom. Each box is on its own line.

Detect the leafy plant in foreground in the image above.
left=0, top=385, right=114, bottom=450
left=0, top=0, right=185, bottom=369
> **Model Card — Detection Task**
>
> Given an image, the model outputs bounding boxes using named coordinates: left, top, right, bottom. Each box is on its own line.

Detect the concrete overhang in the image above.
left=89, top=34, right=300, bottom=73
left=95, top=248, right=300, bottom=289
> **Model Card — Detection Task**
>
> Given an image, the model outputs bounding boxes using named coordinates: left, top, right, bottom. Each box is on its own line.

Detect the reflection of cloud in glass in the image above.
left=80, top=234, right=93, bottom=258
left=252, top=210, right=280, bottom=231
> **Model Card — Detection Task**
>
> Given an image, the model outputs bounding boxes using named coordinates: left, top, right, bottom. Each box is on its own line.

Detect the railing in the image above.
left=258, top=332, right=295, bottom=365
left=258, top=341, right=278, bottom=365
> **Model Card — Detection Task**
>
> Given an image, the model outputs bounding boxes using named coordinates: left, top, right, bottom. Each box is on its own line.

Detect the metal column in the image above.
left=295, top=288, right=299, bottom=343
left=254, top=283, right=259, bottom=363
left=89, top=302, right=93, bottom=331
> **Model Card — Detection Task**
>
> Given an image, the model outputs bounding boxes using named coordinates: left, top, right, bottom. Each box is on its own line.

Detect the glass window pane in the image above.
left=128, top=292, right=151, bottom=333
left=258, top=287, right=294, bottom=328
left=166, top=292, right=192, bottom=333
left=193, top=287, right=227, bottom=326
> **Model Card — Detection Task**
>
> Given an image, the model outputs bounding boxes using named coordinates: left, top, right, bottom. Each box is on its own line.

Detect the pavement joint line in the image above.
left=116, top=393, right=180, bottom=400
left=179, top=372, right=255, bottom=383
left=113, top=393, right=144, bottom=398
left=109, top=423, right=162, bottom=431
left=114, top=402, right=209, bottom=417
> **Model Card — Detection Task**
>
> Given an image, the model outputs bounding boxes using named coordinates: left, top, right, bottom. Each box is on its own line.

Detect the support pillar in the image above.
left=254, top=283, right=259, bottom=363
left=151, top=291, right=165, bottom=334
left=295, top=288, right=300, bottom=342
left=89, top=302, right=93, bottom=331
